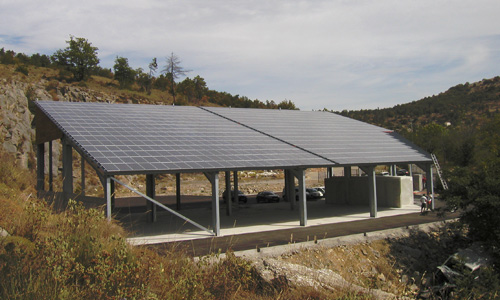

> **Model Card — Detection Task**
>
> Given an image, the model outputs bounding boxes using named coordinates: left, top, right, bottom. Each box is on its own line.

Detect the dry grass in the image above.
left=0, top=148, right=373, bottom=299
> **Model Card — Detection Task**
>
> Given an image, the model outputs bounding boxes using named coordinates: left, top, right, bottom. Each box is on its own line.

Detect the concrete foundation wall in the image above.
left=325, top=176, right=413, bottom=208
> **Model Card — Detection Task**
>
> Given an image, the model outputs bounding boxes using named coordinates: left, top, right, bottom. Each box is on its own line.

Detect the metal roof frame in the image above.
left=35, top=101, right=431, bottom=177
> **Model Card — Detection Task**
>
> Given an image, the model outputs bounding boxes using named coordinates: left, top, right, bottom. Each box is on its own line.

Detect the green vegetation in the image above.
left=52, top=36, right=100, bottom=81
left=340, top=78, right=500, bottom=298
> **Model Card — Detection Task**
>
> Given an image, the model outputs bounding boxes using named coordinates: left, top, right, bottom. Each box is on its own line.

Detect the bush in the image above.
left=15, top=64, right=29, bottom=76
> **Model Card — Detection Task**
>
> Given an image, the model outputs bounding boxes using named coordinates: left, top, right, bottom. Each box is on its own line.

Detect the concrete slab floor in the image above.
left=122, top=199, right=422, bottom=246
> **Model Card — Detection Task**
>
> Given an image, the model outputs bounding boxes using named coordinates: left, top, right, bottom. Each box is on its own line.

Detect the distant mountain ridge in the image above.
left=338, top=76, right=500, bottom=132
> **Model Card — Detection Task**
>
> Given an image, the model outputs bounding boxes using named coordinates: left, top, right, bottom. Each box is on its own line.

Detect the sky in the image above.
left=1, top=0, right=500, bottom=111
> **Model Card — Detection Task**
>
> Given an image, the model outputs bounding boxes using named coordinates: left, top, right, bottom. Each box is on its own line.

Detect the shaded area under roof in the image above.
left=35, top=101, right=332, bottom=175
left=204, top=107, right=431, bottom=165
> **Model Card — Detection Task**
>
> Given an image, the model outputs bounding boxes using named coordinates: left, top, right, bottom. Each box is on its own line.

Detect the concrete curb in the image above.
left=227, top=219, right=458, bottom=260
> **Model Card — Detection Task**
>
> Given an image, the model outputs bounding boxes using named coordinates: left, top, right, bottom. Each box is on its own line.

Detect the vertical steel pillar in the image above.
left=204, top=172, right=220, bottom=236
left=233, top=171, right=239, bottom=208
left=80, top=156, right=85, bottom=196
left=146, top=174, right=157, bottom=222
left=176, top=173, right=181, bottom=210
left=427, top=164, right=435, bottom=210
left=48, top=141, right=53, bottom=192
left=36, top=143, right=45, bottom=195
left=296, top=169, right=307, bottom=226
left=225, top=171, right=232, bottom=216
left=105, top=176, right=112, bottom=220
left=290, top=169, right=307, bottom=226
left=367, top=166, right=377, bottom=217
left=285, top=169, right=295, bottom=210
left=62, top=138, right=73, bottom=200
left=344, top=166, right=351, bottom=203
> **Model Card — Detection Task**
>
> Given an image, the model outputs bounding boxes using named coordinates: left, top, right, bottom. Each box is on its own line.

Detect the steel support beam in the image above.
left=176, top=173, right=181, bottom=210
left=112, top=177, right=214, bottom=235
left=48, top=141, right=53, bottom=192
left=361, top=166, right=377, bottom=218
left=416, top=163, right=435, bottom=210
left=427, top=164, right=435, bottom=210
left=233, top=171, right=239, bottom=208
left=36, top=143, right=45, bottom=195
left=204, top=172, right=220, bottom=236
left=285, top=169, right=295, bottom=210
left=291, top=169, right=307, bottom=226
left=105, top=176, right=112, bottom=220
left=146, top=174, right=157, bottom=222
left=344, top=166, right=351, bottom=203
left=225, top=171, right=232, bottom=216
left=80, top=155, right=85, bottom=196
left=62, top=138, right=73, bottom=200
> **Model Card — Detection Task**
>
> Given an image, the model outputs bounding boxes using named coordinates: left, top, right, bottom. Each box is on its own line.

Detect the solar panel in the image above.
left=36, top=101, right=332, bottom=175
left=203, top=107, right=431, bottom=165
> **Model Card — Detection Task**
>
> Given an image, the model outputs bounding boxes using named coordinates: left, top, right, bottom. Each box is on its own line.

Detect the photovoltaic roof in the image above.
left=35, top=101, right=332, bottom=175
left=203, top=107, right=431, bottom=165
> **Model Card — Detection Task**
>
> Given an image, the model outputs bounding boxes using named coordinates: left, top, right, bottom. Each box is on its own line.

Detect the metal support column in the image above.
left=291, top=169, right=307, bottom=226
left=344, top=166, right=351, bottom=203
left=105, top=176, right=112, bottom=220
left=361, top=166, right=377, bottom=218
left=48, top=141, right=53, bottom=192
left=204, top=172, right=220, bottom=236
left=285, top=169, right=295, bottom=210
left=62, top=138, right=73, bottom=200
left=233, top=171, right=239, bottom=208
left=176, top=173, right=181, bottom=210
left=110, top=177, right=115, bottom=210
left=80, top=156, right=85, bottom=196
left=225, top=171, right=232, bottom=216
left=427, top=164, right=435, bottom=210
left=344, top=166, right=351, bottom=177
left=36, top=143, right=45, bottom=195
left=146, top=174, right=157, bottom=222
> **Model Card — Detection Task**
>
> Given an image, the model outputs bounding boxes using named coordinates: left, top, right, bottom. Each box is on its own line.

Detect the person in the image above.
left=426, top=194, right=433, bottom=211
left=420, top=194, right=428, bottom=213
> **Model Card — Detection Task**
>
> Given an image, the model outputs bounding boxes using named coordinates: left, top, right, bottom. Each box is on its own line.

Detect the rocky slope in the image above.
left=0, top=67, right=125, bottom=172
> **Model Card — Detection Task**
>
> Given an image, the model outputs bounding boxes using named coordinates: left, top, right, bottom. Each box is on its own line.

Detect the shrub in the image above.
left=15, top=64, right=29, bottom=76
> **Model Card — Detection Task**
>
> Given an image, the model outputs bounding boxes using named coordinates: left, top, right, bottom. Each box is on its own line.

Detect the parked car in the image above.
left=222, top=190, right=248, bottom=203
left=256, top=191, right=280, bottom=203
left=379, top=171, right=390, bottom=176
left=396, top=169, right=409, bottom=176
left=306, top=188, right=322, bottom=200
left=315, top=187, right=326, bottom=196
left=283, top=187, right=318, bottom=201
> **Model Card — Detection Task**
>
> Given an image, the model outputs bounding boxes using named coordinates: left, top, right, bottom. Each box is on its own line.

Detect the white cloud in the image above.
left=1, top=0, right=500, bottom=110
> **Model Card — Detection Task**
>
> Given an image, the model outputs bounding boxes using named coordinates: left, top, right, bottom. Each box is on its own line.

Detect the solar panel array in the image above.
left=204, top=107, right=431, bottom=165
left=36, top=101, right=332, bottom=175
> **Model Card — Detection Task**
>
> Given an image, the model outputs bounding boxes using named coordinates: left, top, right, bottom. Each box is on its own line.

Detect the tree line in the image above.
left=0, top=36, right=297, bottom=110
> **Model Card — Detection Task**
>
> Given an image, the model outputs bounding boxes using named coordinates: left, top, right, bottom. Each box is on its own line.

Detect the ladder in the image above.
left=431, top=153, right=448, bottom=190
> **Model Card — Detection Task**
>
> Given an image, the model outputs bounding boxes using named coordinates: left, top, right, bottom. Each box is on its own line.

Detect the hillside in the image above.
left=339, top=76, right=500, bottom=132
